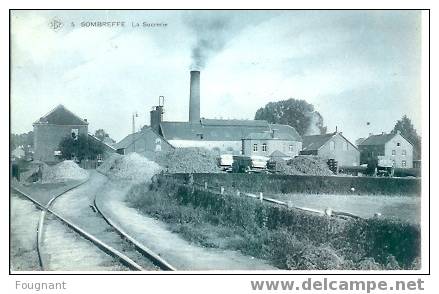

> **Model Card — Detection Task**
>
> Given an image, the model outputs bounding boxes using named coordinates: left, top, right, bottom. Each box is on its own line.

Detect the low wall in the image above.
left=164, top=173, right=421, bottom=196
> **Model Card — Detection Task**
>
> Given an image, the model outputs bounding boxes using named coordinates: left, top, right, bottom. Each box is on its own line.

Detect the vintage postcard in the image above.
left=10, top=10, right=427, bottom=277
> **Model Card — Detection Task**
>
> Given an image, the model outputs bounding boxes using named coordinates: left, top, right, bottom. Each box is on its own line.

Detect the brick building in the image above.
left=33, top=105, right=89, bottom=163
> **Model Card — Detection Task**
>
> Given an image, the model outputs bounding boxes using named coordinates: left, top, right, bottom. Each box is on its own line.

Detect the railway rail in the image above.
left=11, top=182, right=176, bottom=271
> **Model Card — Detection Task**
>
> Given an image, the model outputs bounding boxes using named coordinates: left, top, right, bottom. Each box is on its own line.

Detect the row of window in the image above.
left=252, top=143, right=294, bottom=153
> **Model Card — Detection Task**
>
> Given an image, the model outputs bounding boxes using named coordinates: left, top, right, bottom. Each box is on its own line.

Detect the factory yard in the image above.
left=10, top=152, right=421, bottom=271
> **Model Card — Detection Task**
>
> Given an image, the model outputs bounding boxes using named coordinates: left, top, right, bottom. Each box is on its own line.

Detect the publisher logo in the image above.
left=49, top=18, right=63, bottom=31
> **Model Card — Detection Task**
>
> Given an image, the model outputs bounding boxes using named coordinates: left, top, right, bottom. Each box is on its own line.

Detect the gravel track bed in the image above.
left=50, top=171, right=158, bottom=271
left=41, top=215, right=128, bottom=271
left=10, top=194, right=41, bottom=271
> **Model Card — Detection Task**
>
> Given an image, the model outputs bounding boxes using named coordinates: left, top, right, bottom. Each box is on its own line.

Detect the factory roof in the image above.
left=302, top=132, right=358, bottom=151
left=33, top=104, right=88, bottom=126
left=200, top=118, right=269, bottom=127
left=159, top=120, right=302, bottom=142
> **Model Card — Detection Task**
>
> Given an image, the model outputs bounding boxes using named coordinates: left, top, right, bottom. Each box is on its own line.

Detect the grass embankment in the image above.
left=126, top=177, right=421, bottom=270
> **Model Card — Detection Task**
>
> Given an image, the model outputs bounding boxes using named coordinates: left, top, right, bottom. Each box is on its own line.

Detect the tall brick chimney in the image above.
left=189, top=71, right=200, bottom=123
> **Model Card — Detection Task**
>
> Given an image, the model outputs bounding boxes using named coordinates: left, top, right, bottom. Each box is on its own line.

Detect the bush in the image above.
left=168, top=173, right=421, bottom=196
left=126, top=176, right=421, bottom=270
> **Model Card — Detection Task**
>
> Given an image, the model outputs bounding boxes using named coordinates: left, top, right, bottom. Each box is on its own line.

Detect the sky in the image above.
left=10, top=10, right=422, bottom=142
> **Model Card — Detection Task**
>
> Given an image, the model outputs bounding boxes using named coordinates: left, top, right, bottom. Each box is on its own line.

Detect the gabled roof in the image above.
left=302, top=132, right=358, bottom=151
left=302, top=133, right=336, bottom=151
left=114, top=132, right=144, bottom=149
left=33, top=104, right=88, bottom=126
left=88, top=134, right=116, bottom=151
left=269, top=124, right=302, bottom=142
left=358, top=133, right=396, bottom=146
left=115, top=127, right=173, bottom=150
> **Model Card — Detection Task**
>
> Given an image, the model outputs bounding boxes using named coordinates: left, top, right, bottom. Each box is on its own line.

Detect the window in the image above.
left=289, top=145, right=294, bottom=152
left=402, top=149, right=406, bottom=156
left=97, top=154, right=103, bottom=161
left=253, top=144, right=258, bottom=152
left=392, top=150, right=396, bottom=156
left=397, top=142, right=401, bottom=147
left=342, top=142, right=348, bottom=151
left=262, top=143, right=267, bottom=152
left=392, top=160, right=396, bottom=167
left=329, top=141, right=335, bottom=150
left=71, top=128, right=79, bottom=140
left=402, top=160, right=407, bottom=167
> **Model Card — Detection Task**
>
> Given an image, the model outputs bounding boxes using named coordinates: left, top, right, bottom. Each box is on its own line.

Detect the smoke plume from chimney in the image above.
left=186, top=16, right=233, bottom=70
left=184, top=12, right=276, bottom=70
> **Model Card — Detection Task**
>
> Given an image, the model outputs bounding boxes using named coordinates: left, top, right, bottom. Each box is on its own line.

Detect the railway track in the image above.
left=11, top=183, right=176, bottom=271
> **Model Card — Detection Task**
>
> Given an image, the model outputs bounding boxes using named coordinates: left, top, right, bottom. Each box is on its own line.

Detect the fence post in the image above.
left=259, top=192, right=263, bottom=202
left=220, top=186, right=224, bottom=195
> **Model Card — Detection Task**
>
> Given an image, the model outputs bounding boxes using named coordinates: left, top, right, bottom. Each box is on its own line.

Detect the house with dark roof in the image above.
left=33, top=105, right=89, bottom=162
left=114, top=127, right=174, bottom=157
left=33, top=105, right=116, bottom=163
left=358, top=131, right=413, bottom=168
left=300, top=131, right=360, bottom=166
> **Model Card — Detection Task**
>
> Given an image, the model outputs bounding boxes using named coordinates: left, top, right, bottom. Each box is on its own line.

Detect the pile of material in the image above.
left=42, top=160, right=89, bottom=183
left=273, top=156, right=333, bottom=176
left=97, top=153, right=161, bottom=182
left=20, top=161, right=48, bottom=183
left=153, top=148, right=221, bottom=173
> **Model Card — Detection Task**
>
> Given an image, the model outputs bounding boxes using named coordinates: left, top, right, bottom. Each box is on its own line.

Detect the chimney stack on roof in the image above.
left=189, top=70, right=200, bottom=123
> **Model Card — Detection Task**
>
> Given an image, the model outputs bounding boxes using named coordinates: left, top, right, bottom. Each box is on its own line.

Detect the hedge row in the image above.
left=165, top=173, right=421, bottom=196
left=149, top=176, right=421, bottom=269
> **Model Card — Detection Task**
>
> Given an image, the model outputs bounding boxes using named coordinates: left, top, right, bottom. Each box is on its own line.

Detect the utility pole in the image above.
left=132, top=112, right=138, bottom=153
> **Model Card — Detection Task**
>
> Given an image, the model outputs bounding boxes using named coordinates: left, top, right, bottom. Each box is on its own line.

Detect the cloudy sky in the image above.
left=11, top=10, right=422, bottom=142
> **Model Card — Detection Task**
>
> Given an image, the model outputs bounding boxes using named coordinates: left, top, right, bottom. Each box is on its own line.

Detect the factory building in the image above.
left=118, top=70, right=303, bottom=157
